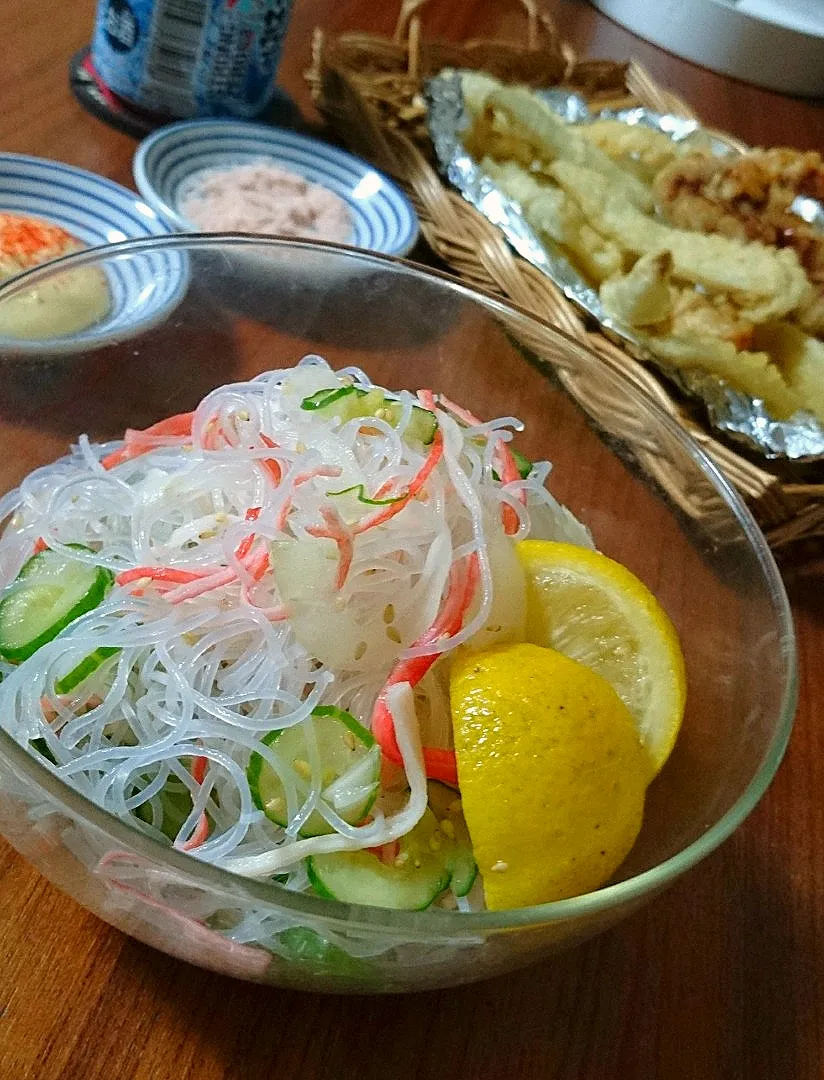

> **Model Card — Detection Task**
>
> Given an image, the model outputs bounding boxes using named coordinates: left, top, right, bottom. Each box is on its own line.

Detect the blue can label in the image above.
left=91, top=0, right=293, bottom=118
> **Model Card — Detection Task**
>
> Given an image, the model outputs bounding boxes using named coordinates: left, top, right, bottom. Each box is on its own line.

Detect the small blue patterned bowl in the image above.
left=0, top=155, right=186, bottom=353
left=133, top=120, right=420, bottom=257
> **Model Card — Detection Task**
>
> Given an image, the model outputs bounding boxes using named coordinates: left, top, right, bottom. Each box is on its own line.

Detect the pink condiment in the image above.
left=179, top=162, right=353, bottom=242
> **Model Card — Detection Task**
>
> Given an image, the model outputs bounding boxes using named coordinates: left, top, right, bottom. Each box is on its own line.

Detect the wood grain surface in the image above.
left=0, top=1, right=823, bottom=1077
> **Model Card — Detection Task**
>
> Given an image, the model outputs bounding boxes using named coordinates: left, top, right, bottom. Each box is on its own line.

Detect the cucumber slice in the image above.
left=307, top=809, right=452, bottom=910
left=0, top=548, right=114, bottom=662
left=428, top=782, right=478, bottom=897
left=54, top=646, right=120, bottom=695
left=248, top=705, right=380, bottom=838
left=275, top=927, right=373, bottom=980
left=300, top=386, right=436, bottom=444
left=30, top=737, right=57, bottom=765
left=377, top=399, right=437, bottom=445
left=134, top=776, right=195, bottom=841
left=491, top=447, right=533, bottom=482
left=512, top=448, right=533, bottom=480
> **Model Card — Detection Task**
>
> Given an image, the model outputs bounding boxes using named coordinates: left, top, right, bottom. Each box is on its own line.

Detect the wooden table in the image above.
left=1, top=1, right=823, bottom=1077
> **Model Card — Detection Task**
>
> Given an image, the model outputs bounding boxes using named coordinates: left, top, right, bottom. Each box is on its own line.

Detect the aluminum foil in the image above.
left=426, top=70, right=824, bottom=461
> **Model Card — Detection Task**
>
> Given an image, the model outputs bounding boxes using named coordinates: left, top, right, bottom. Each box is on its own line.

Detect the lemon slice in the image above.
left=516, top=540, right=686, bottom=774
left=450, top=642, right=649, bottom=909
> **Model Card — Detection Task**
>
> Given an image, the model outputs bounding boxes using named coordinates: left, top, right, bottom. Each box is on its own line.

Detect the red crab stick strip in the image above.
left=352, top=429, right=444, bottom=536
left=101, top=412, right=195, bottom=470
left=234, top=507, right=262, bottom=562
left=258, top=434, right=283, bottom=488
left=181, top=752, right=211, bottom=852
left=162, top=566, right=237, bottom=604
left=306, top=506, right=353, bottom=590
left=180, top=811, right=210, bottom=851
left=116, top=566, right=211, bottom=589
left=434, top=391, right=524, bottom=536
left=371, top=552, right=479, bottom=785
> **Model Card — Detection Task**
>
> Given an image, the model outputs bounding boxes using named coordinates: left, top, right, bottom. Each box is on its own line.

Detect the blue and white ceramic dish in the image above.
left=0, top=155, right=186, bottom=353
left=133, top=120, right=420, bottom=257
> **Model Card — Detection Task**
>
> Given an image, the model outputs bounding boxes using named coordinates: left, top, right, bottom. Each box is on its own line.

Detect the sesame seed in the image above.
left=354, top=641, right=367, bottom=661
left=386, top=626, right=402, bottom=644
left=322, top=768, right=338, bottom=786
left=293, top=758, right=312, bottom=781
left=198, top=528, right=217, bottom=540
left=343, top=730, right=357, bottom=751
left=393, top=851, right=410, bottom=868
left=214, top=512, right=229, bottom=524
left=413, top=858, right=422, bottom=869
left=382, top=603, right=395, bottom=624
left=440, top=819, right=456, bottom=839
left=491, top=860, right=508, bottom=873
left=428, top=833, right=442, bottom=852
left=448, top=798, right=462, bottom=814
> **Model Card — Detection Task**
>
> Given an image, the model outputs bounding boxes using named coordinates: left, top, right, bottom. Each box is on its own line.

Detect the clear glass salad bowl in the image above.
left=0, top=237, right=796, bottom=993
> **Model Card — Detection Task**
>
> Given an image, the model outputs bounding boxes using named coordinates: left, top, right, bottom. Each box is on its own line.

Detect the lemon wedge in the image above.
left=450, top=642, right=649, bottom=909
left=516, top=540, right=686, bottom=775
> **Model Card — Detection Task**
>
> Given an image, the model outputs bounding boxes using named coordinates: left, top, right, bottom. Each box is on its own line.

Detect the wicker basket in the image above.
left=307, top=0, right=824, bottom=555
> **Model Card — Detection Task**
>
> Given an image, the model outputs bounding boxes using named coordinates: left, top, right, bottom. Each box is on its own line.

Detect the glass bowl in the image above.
left=0, top=236, right=796, bottom=994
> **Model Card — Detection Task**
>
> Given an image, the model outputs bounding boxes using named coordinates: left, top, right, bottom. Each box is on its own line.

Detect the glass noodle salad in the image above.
left=0, top=358, right=685, bottom=912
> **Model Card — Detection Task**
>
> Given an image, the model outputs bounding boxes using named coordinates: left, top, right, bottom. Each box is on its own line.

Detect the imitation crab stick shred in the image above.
left=101, top=412, right=195, bottom=470
left=436, top=392, right=525, bottom=534
left=306, top=506, right=353, bottom=590
left=353, top=430, right=444, bottom=535
left=116, top=566, right=210, bottom=588
left=234, top=507, right=263, bottom=563
left=258, top=433, right=283, bottom=487
left=371, top=552, right=480, bottom=785
left=180, top=811, right=210, bottom=852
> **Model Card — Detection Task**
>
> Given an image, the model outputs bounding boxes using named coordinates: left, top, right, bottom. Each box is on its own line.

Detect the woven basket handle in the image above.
left=394, top=0, right=545, bottom=51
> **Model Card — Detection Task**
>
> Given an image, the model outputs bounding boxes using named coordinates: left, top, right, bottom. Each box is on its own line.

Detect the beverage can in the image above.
left=90, top=0, right=294, bottom=119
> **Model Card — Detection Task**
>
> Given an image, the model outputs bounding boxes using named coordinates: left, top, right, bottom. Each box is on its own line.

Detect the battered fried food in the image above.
left=481, top=156, right=623, bottom=283
left=580, top=119, right=680, bottom=183
left=550, top=160, right=810, bottom=322
left=464, top=85, right=654, bottom=210
left=455, top=70, right=824, bottom=425
left=641, top=333, right=804, bottom=420
left=655, top=148, right=824, bottom=329
left=599, top=252, right=673, bottom=327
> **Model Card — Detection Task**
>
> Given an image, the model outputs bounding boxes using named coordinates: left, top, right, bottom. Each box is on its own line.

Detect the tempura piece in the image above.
left=459, top=70, right=508, bottom=119
left=550, top=160, right=811, bottom=322
left=600, top=253, right=674, bottom=327
left=794, top=290, right=824, bottom=338
left=481, top=156, right=622, bottom=283
left=581, top=120, right=681, bottom=183
left=753, top=322, right=824, bottom=422
left=668, top=288, right=755, bottom=349
left=641, top=333, right=803, bottom=419
left=467, top=85, right=653, bottom=211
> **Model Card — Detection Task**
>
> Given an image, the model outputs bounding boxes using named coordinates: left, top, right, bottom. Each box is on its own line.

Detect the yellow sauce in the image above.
left=0, top=268, right=111, bottom=340
left=0, top=212, right=111, bottom=339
